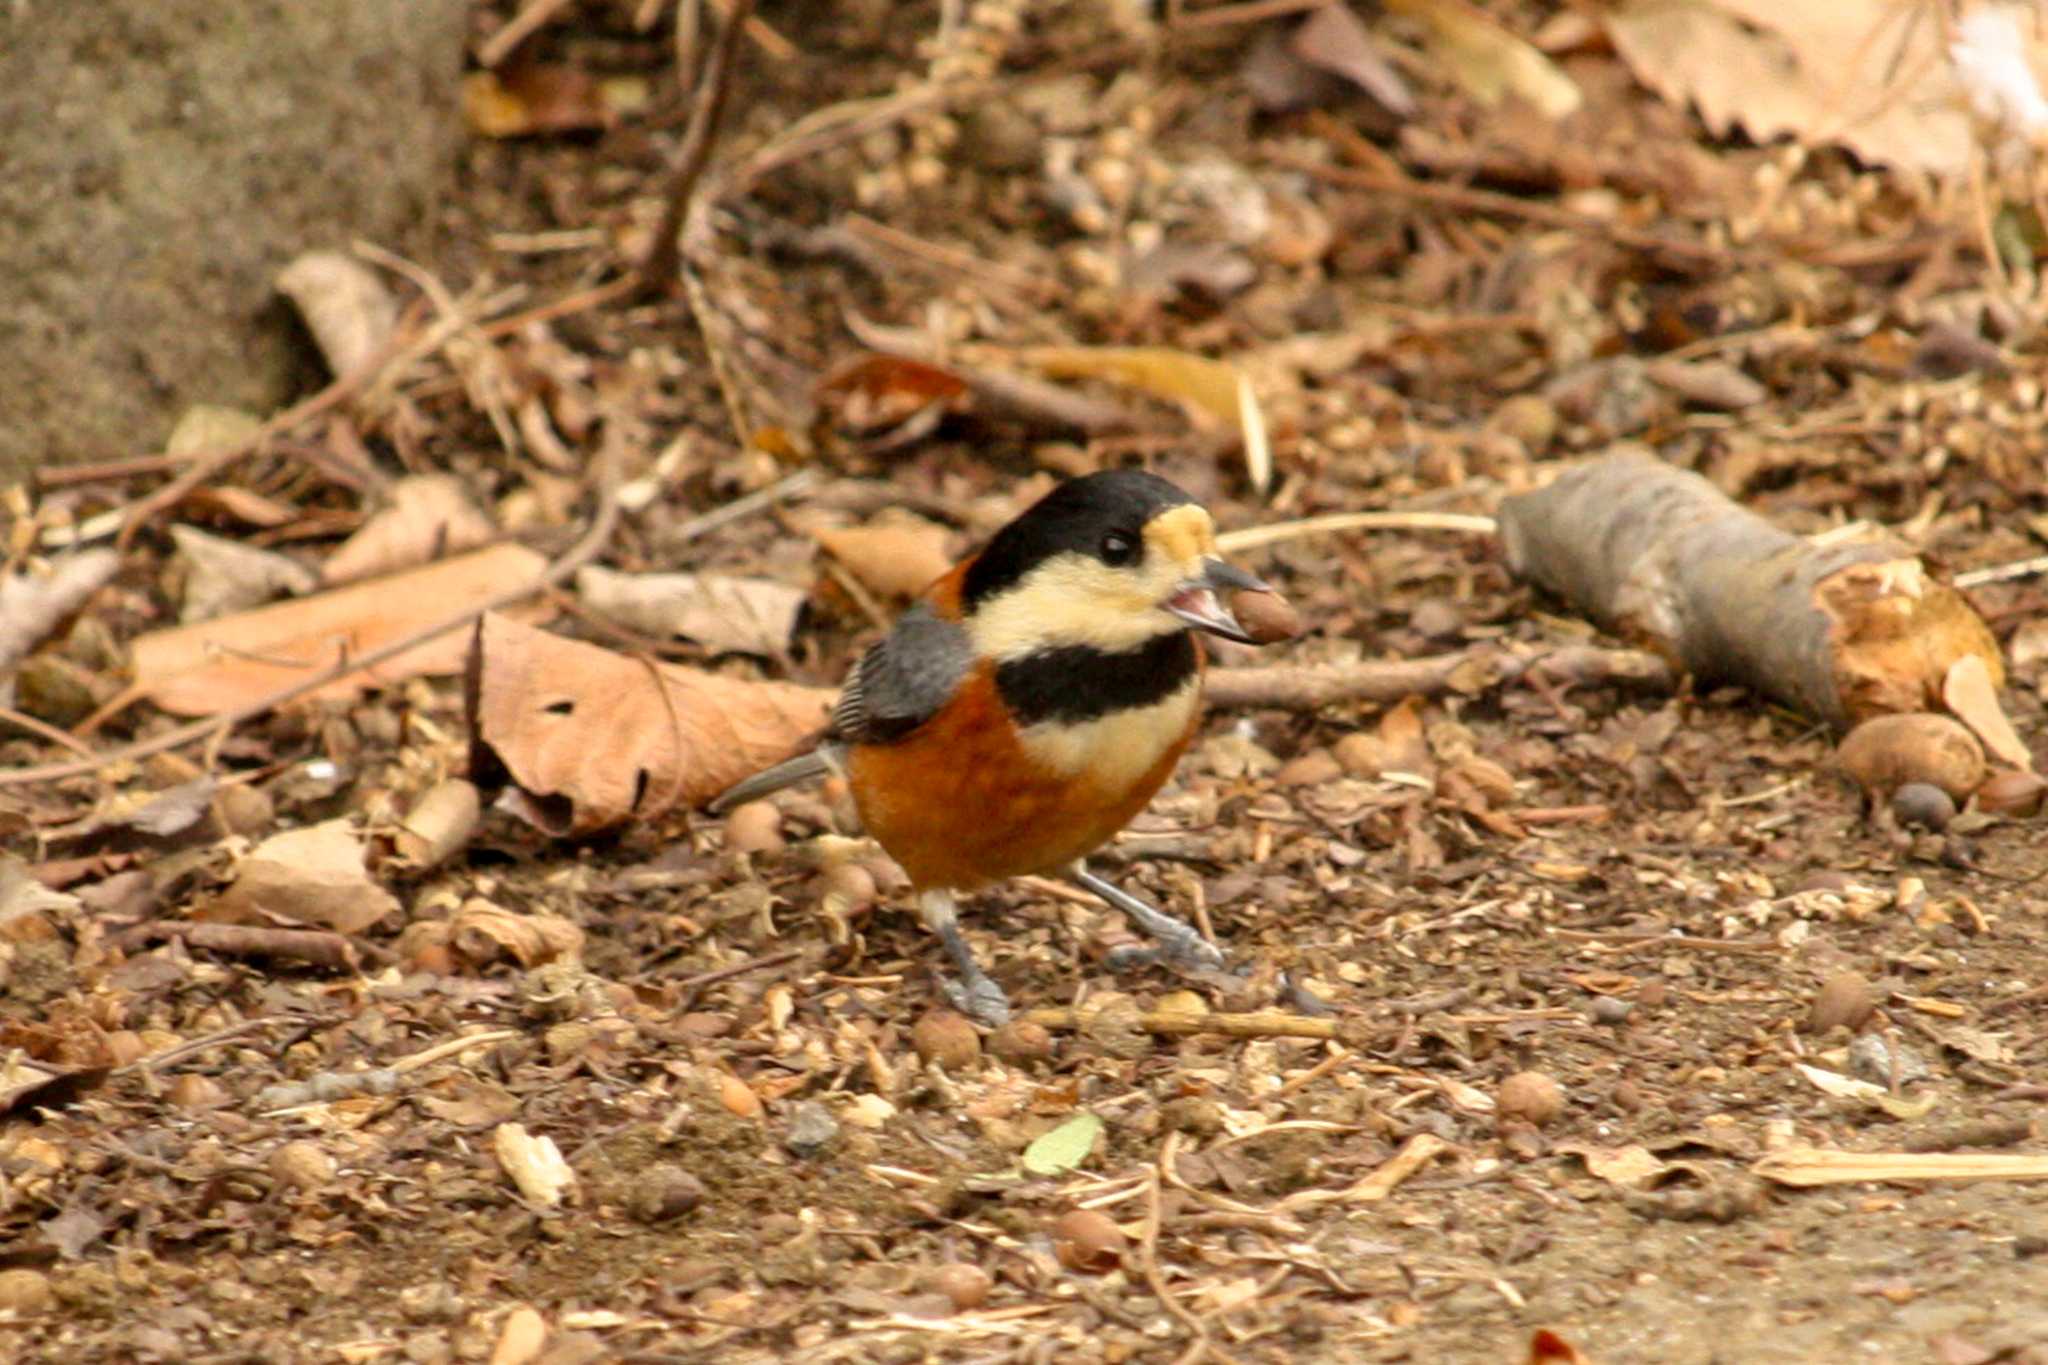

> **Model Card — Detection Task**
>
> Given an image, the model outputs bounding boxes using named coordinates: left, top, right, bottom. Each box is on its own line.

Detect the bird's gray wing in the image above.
left=829, top=604, right=972, bottom=745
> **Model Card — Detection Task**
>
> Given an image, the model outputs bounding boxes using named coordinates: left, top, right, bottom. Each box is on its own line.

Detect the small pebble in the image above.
left=629, top=1164, right=707, bottom=1221
left=1891, top=782, right=1955, bottom=831
left=785, top=1101, right=840, bottom=1160
left=1587, top=996, right=1633, bottom=1026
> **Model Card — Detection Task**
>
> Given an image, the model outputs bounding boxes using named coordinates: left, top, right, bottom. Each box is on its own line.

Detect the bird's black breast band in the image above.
left=993, top=630, right=1198, bottom=727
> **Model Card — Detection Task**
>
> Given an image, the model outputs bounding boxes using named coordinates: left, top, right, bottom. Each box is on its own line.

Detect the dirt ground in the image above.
left=5, top=3, right=2048, bottom=1362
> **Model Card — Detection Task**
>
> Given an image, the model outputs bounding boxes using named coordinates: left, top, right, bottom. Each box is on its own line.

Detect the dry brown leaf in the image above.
left=576, top=565, right=804, bottom=657
left=131, top=542, right=549, bottom=716
left=1018, top=345, right=1240, bottom=427
left=171, top=525, right=319, bottom=623
left=1013, top=345, right=1270, bottom=492
left=1557, top=1142, right=1668, bottom=1191
left=164, top=404, right=263, bottom=458
left=275, top=250, right=398, bottom=378
left=1943, top=654, right=2031, bottom=771
left=1291, top=3, right=1415, bottom=114
left=440, top=897, right=583, bottom=969
left=812, top=515, right=955, bottom=602
left=1386, top=0, right=1582, bottom=118
left=0, top=550, right=118, bottom=676
left=206, top=819, right=399, bottom=935
left=390, top=779, right=482, bottom=871
left=1530, top=1328, right=1596, bottom=1365
left=323, top=475, right=498, bottom=585
left=468, top=612, right=833, bottom=836
left=1604, top=0, right=1985, bottom=176
left=462, top=67, right=649, bottom=138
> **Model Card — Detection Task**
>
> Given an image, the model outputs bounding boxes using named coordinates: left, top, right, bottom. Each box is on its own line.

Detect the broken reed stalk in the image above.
left=1497, top=450, right=2002, bottom=730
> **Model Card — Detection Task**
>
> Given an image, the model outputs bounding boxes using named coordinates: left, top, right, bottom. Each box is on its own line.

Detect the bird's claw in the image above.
left=1105, top=932, right=1228, bottom=976
left=941, top=974, right=1013, bottom=1027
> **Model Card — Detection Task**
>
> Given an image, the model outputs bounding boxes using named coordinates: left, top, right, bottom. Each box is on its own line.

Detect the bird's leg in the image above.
left=1072, top=864, right=1228, bottom=973
left=919, top=888, right=1012, bottom=1026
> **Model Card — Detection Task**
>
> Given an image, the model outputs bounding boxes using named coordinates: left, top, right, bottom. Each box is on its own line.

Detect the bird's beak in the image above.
left=1164, top=558, right=1269, bottom=644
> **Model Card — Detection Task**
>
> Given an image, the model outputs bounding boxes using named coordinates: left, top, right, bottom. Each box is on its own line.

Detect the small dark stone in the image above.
left=629, top=1164, right=706, bottom=1222
left=785, top=1100, right=840, bottom=1159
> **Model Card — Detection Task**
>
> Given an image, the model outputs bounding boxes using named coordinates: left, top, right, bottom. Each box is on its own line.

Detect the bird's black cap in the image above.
left=961, top=470, right=1197, bottom=610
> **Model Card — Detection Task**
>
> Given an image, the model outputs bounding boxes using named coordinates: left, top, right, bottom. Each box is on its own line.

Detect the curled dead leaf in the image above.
left=576, top=565, right=804, bottom=657
left=468, top=612, right=833, bottom=836
left=130, top=543, right=550, bottom=716
left=324, top=475, right=498, bottom=586
left=207, top=819, right=399, bottom=934
left=391, top=779, right=482, bottom=871
left=275, top=250, right=398, bottom=378
left=811, top=515, right=955, bottom=602
left=170, top=525, right=318, bottom=623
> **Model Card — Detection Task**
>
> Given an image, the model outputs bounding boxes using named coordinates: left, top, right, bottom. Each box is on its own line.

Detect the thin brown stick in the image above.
left=639, top=0, right=755, bottom=294
left=1204, top=646, right=1674, bottom=712
left=115, top=319, right=415, bottom=551
left=1142, top=1138, right=1233, bottom=1365
left=1170, top=0, right=1334, bottom=27
left=476, top=0, right=580, bottom=67
left=32, top=454, right=187, bottom=491
left=1021, top=1006, right=1369, bottom=1044
left=1274, top=151, right=1734, bottom=267
left=118, top=921, right=368, bottom=971
left=0, top=705, right=97, bottom=757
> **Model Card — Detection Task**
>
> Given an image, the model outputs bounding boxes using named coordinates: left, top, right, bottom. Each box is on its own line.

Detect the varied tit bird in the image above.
left=709, top=468, right=1273, bottom=1025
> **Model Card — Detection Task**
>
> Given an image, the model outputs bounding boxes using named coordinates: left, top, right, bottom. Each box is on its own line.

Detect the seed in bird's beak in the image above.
left=1164, top=558, right=1268, bottom=643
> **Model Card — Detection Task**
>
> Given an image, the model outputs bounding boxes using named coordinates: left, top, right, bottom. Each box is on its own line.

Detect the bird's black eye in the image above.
left=1100, top=530, right=1139, bottom=566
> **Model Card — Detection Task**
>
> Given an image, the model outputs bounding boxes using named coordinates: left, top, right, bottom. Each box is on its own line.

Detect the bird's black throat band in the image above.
left=994, top=630, right=1198, bottom=727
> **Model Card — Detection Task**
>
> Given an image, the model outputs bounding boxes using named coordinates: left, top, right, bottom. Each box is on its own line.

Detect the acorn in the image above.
left=1051, top=1209, right=1127, bottom=1272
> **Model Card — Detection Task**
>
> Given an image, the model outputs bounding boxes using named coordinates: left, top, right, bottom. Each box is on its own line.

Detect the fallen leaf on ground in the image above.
left=399, top=897, right=583, bottom=973
left=131, top=542, right=550, bottom=715
left=323, top=474, right=499, bottom=585
left=812, top=514, right=955, bottom=602
left=1943, top=655, right=2031, bottom=771
left=1388, top=0, right=1582, bottom=118
left=1530, top=1328, right=1596, bottom=1364
left=1292, top=3, right=1415, bottom=114
left=576, top=565, right=804, bottom=656
left=1557, top=1142, right=1668, bottom=1191
left=468, top=612, right=833, bottom=836
left=0, top=550, right=118, bottom=676
left=275, top=250, right=399, bottom=378
left=1794, top=1062, right=1938, bottom=1120
left=171, top=525, right=318, bottom=623
left=463, top=67, right=649, bottom=138
left=1603, top=0, right=1983, bottom=176
left=205, top=819, right=399, bottom=934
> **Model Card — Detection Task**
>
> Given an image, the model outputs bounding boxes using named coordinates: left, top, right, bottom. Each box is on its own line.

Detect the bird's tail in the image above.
left=705, top=746, right=841, bottom=815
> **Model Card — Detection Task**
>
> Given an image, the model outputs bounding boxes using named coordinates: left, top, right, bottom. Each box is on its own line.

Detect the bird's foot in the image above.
left=1103, top=927, right=1228, bottom=975
left=940, top=972, right=1013, bottom=1027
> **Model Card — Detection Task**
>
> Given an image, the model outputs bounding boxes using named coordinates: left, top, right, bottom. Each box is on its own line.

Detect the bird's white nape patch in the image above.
left=1014, top=676, right=1199, bottom=784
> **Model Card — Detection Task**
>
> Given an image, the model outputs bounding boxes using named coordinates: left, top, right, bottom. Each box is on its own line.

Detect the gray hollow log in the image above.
left=1497, top=450, right=2001, bottom=730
